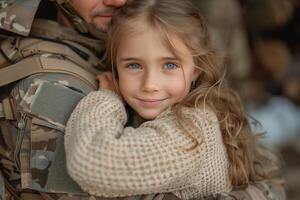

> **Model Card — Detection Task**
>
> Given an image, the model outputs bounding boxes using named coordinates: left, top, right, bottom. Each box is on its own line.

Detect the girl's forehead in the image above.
left=118, top=22, right=190, bottom=53
left=116, top=27, right=194, bottom=62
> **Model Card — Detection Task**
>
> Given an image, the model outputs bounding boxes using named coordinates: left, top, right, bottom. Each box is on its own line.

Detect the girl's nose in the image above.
left=142, top=72, right=160, bottom=92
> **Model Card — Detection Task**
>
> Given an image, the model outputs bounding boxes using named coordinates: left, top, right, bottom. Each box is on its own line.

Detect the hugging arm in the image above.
left=64, top=89, right=231, bottom=198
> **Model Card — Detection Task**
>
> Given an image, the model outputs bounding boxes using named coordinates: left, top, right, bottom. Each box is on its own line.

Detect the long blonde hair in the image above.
left=105, top=0, right=271, bottom=186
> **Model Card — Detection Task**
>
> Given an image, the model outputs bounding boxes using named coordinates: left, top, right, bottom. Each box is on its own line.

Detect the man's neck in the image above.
left=57, top=10, right=74, bottom=29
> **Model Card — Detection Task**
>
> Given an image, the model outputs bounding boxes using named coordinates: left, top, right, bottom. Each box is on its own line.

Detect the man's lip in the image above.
left=93, top=14, right=113, bottom=19
left=96, top=13, right=114, bottom=17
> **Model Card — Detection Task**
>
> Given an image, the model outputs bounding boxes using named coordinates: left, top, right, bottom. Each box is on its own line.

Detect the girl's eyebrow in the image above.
left=118, top=57, right=139, bottom=62
left=118, top=56, right=180, bottom=62
left=160, top=57, right=180, bottom=61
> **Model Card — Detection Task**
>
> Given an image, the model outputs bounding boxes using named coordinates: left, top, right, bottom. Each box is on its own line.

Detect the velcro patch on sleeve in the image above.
left=30, top=82, right=85, bottom=126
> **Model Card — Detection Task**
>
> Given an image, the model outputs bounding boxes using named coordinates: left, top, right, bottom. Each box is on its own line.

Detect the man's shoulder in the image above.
left=0, top=0, right=41, bottom=36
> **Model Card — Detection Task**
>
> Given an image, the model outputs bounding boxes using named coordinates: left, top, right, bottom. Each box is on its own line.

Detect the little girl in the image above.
left=65, top=0, right=270, bottom=199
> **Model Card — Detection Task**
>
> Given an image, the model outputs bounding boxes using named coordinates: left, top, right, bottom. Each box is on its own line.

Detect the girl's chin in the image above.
left=137, top=111, right=159, bottom=120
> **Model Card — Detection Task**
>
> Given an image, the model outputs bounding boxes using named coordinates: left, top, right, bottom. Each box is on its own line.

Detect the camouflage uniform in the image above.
left=0, top=1, right=286, bottom=200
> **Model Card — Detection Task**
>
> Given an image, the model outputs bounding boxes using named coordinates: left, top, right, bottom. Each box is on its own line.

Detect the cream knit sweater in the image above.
left=65, top=90, right=232, bottom=199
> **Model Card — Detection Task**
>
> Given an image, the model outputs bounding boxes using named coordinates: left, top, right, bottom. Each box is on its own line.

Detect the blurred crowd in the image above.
left=191, top=0, right=300, bottom=199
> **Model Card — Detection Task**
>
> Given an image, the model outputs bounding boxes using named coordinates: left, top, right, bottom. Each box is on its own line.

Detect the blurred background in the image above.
left=191, top=0, right=300, bottom=199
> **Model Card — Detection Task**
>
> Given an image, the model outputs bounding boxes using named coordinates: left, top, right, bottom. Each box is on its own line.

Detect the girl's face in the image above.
left=116, top=28, right=200, bottom=120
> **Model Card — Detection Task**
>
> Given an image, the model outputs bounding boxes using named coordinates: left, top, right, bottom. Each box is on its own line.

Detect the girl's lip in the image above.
left=137, top=98, right=166, bottom=102
left=136, top=98, right=166, bottom=106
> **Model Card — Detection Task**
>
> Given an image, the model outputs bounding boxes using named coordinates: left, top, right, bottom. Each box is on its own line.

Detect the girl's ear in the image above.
left=192, top=66, right=202, bottom=81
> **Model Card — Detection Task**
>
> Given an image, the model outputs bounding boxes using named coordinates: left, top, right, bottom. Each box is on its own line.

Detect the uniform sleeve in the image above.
left=64, top=89, right=231, bottom=198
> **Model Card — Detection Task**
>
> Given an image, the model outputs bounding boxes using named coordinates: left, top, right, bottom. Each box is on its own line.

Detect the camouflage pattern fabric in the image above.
left=10, top=74, right=92, bottom=194
left=0, top=0, right=41, bottom=36
left=0, top=17, right=103, bottom=197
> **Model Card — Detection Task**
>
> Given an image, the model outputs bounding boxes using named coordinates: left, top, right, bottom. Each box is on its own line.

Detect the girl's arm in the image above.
left=64, top=90, right=231, bottom=198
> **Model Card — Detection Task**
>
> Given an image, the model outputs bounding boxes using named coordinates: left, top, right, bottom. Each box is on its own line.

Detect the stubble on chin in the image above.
left=91, top=19, right=107, bottom=32
left=90, top=10, right=114, bottom=32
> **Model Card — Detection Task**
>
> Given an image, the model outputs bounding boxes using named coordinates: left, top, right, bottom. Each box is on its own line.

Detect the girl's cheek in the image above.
left=167, top=80, right=187, bottom=96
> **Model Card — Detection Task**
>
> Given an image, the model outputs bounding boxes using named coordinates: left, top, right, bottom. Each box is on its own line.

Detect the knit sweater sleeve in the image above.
left=65, top=90, right=232, bottom=199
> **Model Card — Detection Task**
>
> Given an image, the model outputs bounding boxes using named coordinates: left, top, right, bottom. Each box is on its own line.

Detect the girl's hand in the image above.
left=96, top=72, right=118, bottom=93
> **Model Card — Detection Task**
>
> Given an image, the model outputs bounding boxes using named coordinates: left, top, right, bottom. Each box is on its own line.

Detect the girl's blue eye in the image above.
left=127, top=63, right=141, bottom=69
left=164, top=62, right=178, bottom=70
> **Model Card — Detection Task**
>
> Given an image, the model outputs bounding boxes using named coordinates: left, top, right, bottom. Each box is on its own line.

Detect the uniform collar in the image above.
left=29, top=18, right=106, bottom=55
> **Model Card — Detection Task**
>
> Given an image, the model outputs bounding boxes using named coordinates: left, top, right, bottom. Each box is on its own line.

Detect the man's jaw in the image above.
left=90, top=10, right=115, bottom=32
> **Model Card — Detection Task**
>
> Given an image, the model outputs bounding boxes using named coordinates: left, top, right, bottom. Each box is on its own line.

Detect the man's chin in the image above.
left=86, top=23, right=107, bottom=39
left=91, top=22, right=106, bottom=32
left=92, top=18, right=111, bottom=32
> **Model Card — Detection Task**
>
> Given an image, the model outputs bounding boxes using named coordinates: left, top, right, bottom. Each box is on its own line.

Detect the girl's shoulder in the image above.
left=182, top=104, right=219, bottom=123
left=156, top=104, right=219, bottom=128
